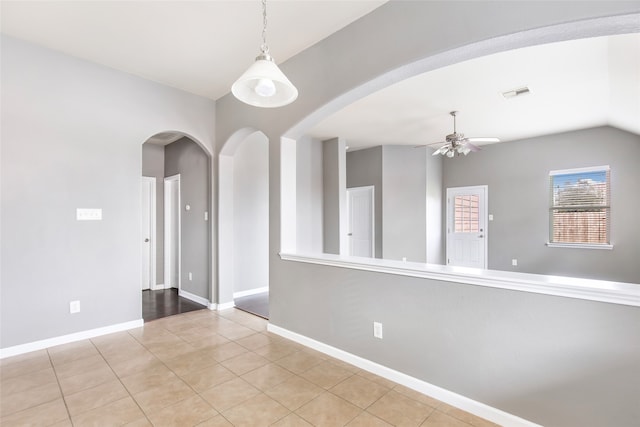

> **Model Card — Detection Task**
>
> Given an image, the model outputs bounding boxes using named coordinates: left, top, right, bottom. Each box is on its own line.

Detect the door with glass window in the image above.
left=446, top=186, right=488, bottom=269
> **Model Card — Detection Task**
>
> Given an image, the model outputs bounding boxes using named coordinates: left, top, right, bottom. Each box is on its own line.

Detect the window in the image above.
left=549, top=166, right=610, bottom=247
left=454, top=194, right=480, bottom=233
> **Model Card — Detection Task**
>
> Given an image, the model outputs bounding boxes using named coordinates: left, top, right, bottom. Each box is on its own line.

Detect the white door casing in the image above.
left=164, top=174, right=181, bottom=290
left=446, top=186, right=488, bottom=269
left=141, top=177, right=156, bottom=290
left=347, top=186, right=375, bottom=258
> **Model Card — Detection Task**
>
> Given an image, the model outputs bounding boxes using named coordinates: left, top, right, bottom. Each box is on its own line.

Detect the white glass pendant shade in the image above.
left=232, top=55, right=298, bottom=108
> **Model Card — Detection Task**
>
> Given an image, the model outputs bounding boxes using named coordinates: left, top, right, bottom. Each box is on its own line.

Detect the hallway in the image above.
left=142, top=289, right=206, bottom=322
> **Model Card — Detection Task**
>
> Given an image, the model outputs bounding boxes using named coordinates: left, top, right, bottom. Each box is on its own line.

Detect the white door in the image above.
left=446, top=186, right=488, bottom=268
left=347, top=186, right=375, bottom=257
left=141, top=177, right=156, bottom=290
left=164, top=174, right=181, bottom=289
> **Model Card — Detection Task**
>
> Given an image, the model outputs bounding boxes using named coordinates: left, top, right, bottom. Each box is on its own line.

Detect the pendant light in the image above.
left=232, top=0, right=298, bottom=108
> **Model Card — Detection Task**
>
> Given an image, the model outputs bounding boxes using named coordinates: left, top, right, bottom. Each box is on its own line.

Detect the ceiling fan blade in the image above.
left=426, top=140, right=447, bottom=147
left=432, top=144, right=452, bottom=156
left=465, top=137, right=500, bottom=143
left=463, top=142, right=481, bottom=152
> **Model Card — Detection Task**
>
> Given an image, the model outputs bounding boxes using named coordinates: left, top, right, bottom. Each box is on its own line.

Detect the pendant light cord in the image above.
left=261, top=0, right=269, bottom=55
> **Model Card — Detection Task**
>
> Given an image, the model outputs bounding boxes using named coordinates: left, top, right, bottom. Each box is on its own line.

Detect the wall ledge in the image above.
left=279, top=252, right=640, bottom=307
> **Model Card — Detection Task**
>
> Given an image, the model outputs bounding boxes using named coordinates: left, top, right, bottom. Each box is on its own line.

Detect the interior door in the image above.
left=141, top=177, right=155, bottom=290
left=164, top=174, right=181, bottom=289
left=446, top=186, right=488, bottom=268
left=347, top=186, right=374, bottom=258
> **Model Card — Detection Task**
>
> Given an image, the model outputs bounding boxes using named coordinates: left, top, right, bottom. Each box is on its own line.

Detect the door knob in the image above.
left=478, top=235, right=484, bottom=238
left=144, top=238, right=150, bottom=242
left=347, top=233, right=353, bottom=236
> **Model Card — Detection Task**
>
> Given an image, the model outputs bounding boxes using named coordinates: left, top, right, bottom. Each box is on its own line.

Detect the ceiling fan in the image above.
left=428, top=111, right=500, bottom=157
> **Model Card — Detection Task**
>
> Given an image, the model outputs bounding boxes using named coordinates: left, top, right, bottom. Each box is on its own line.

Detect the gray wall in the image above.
left=382, top=146, right=427, bottom=262
left=444, top=126, right=640, bottom=283
left=346, top=146, right=383, bottom=258
left=165, top=138, right=211, bottom=299
left=296, top=136, right=323, bottom=253
left=141, top=143, right=165, bottom=284
left=426, top=150, right=444, bottom=264
left=232, top=132, right=269, bottom=293
left=214, top=2, right=640, bottom=426
left=322, top=138, right=345, bottom=254
left=1, top=35, right=215, bottom=349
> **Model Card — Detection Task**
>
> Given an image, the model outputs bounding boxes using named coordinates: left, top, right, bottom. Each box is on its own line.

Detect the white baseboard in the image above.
left=152, top=283, right=170, bottom=290
left=0, top=319, right=144, bottom=359
left=216, top=301, right=236, bottom=311
left=233, top=286, right=269, bottom=299
left=178, top=290, right=210, bottom=307
left=267, top=324, right=541, bottom=427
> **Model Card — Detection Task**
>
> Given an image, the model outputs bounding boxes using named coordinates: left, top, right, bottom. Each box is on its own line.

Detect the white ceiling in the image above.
left=1, top=2, right=638, bottom=149
left=308, top=33, right=640, bottom=150
left=0, top=0, right=387, bottom=101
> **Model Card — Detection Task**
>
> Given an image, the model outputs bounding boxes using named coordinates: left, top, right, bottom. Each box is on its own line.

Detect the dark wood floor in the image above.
left=142, top=288, right=207, bottom=322
left=234, top=292, right=269, bottom=319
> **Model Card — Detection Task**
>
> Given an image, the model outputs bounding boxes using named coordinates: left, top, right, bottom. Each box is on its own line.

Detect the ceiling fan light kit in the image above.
left=232, top=0, right=298, bottom=108
left=431, top=111, right=499, bottom=157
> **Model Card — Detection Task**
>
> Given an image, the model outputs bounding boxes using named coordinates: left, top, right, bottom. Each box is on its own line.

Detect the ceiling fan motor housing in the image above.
left=446, top=132, right=464, bottom=144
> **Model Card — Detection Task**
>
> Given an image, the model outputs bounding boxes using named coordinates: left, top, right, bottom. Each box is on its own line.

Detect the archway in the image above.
left=141, top=131, right=213, bottom=321
left=279, top=14, right=637, bottom=254
left=218, top=128, right=269, bottom=315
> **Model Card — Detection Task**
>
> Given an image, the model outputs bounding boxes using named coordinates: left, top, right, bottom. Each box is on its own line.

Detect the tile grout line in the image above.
left=92, top=334, right=155, bottom=426
left=124, top=319, right=226, bottom=423
left=47, top=347, right=75, bottom=426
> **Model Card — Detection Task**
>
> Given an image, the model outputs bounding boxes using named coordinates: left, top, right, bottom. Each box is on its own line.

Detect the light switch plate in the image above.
left=77, top=208, right=102, bottom=221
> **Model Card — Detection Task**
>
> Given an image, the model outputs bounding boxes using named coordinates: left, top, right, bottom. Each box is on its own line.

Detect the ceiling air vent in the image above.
left=502, top=86, right=531, bottom=99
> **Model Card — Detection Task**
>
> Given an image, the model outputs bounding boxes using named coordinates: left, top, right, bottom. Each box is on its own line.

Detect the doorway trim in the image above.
left=347, top=186, right=375, bottom=257
left=164, top=174, right=181, bottom=291
left=446, top=185, right=488, bottom=269
left=141, top=176, right=157, bottom=291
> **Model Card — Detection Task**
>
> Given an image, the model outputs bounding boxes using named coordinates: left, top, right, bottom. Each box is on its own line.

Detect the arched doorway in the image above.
left=141, top=131, right=212, bottom=321
left=218, top=129, right=269, bottom=317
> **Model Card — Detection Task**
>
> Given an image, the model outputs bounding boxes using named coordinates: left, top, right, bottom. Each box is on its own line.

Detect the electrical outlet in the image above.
left=512, top=259, right=518, bottom=266
left=70, top=300, right=81, bottom=314
left=188, top=272, right=193, bottom=281
left=373, top=322, right=383, bottom=339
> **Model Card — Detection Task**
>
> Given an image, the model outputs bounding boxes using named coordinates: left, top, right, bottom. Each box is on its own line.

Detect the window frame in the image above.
left=547, top=165, right=612, bottom=250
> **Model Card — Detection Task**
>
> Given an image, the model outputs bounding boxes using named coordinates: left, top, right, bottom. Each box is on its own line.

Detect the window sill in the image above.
left=546, top=242, right=613, bottom=250
left=279, top=252, right=639, bottom=308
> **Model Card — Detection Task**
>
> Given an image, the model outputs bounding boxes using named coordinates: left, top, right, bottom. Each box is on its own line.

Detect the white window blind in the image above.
left=549, top=166, right=610, bottom=245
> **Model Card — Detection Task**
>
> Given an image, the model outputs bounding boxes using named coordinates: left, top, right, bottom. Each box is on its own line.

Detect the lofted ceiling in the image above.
left=0, top=0, right=387, bottom=101
left=307, top=33, right=640, bottom=150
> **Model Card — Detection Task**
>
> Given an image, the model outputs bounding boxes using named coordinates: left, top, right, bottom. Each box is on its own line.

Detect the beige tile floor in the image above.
left=0, top=308, right=500, bottom=427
